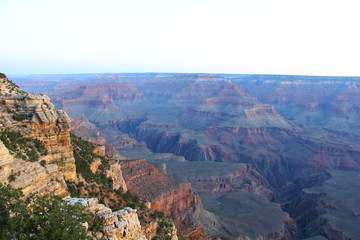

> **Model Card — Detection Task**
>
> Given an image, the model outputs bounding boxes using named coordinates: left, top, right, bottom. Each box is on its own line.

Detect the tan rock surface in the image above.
left=0, top=139, right=69, bottom=198
left=67, top=198, right=147, bottom=240
left=106, top=162, right=127, bottom=191
left=0, top=76, right=75, bottom=197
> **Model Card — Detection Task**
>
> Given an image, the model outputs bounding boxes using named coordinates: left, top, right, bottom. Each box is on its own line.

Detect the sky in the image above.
left=1, top=0, right=360, bottom=76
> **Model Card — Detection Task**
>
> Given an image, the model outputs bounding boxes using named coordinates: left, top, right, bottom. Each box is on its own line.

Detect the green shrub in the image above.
left=7, top=174, right=16, bottom=182
left=12, top=114, right=29, bottom=121
left=0, top=183, right=96, bottom=240
left=40, top=160, right=46, bottom=167
left=150, top=211, right=164, bottom=219
left=66, top=182, right=81, bottom=198
left=71, top=134, right=112, bottom=188
left=0, top=130, right=46, bottom=162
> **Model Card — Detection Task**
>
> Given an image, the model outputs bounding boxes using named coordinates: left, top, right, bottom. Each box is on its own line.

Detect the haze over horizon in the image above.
left=1, top=0, right=360, bottom=76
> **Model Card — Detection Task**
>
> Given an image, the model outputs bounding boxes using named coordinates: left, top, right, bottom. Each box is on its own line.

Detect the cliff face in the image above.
left=120, top=159, right=205, bottom=238
left=0, top=139, right=69, bottom=198
left=160, top=161, right=298, bottom=239
left=0, top=76, right=76, bottom=197
left=165, top=161, right=275, bottom=201
left=0, top=74, right=181, bottom=240
left=67, top=197, right=178, bottom=240
left=120, top=159, right=200, bottom=215
left=283, top=171, right=360, bottom=240
left=14, top=73, right=360, bottom=240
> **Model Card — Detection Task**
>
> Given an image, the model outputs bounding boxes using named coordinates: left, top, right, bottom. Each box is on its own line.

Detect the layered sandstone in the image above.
left=120, top=159, right=205, bottom=238
left=0, top=139, right=69, bottom=198
left=120, top=159, right=200, bottom=214
left=0, top=76, right=76, bottom=197
left=67, top=197, right=178, bottom=240
left=106, top=162, right=127, bottom=191
left=165, top=161, right=275, bottom=201
left=67, top=198, right=146, bottom=240
left=0, top=76, right=76, bottom=181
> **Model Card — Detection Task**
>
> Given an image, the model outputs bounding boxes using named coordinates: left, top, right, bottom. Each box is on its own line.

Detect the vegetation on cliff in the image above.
left=0, top=183, right=99, bottom=240
left=0, top=73, right=178, bottom=239
left=71, top=134, right=111, bottom=187
left=70, top=134, right=146, bottom=210
left=0, top=130, right=47, bottom=163
left=153, top=217, right=175, bottom=240
left=70, top=134, right=177, bottom=239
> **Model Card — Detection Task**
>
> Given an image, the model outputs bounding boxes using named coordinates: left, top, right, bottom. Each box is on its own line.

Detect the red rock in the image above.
left=120, top=159, right=206, bottom=238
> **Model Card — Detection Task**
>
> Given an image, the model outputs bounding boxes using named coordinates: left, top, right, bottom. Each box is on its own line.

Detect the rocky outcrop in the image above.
left=106, top=162, right=127, bottom=191
left=0, top=139, right=14, bottom=166
left=92, top=145, right=106, bottom=157
left=0, top=139, right=69, bottom=198
left=244, top=105, right=295, bottom=129
left=0, top=77, right=76, bottom=181
left=120, top=159, right=205, bottom=238
left=30, top=105, right=76, bottom=181
left=120, top=159, right=200, bottom=215
left=0, top=75, right=76, bottom=197
left=150, top=183, right=200, bottom=216
left=66, top=198, right=146, bottom=240
left=67, top=197, right=178, bottom=240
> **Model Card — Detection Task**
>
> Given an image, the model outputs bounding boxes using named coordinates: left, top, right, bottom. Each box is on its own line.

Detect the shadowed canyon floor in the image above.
left=12, top=73, right=360, bottom=240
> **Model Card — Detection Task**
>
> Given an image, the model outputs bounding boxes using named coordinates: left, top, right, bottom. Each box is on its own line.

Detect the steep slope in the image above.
left=13, top=72, right=360, bottom=240
left=0, top=73, right=181, bottom=240
left=0, top=74, right=76, bottom=197
left=161, top=161, right=297, bottom=239
left=283, top=171, right=360, bottom=240
left=120, top=159, right=208, bottom=238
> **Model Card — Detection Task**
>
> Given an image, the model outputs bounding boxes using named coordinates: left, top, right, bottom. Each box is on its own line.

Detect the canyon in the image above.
left=0, top=74, right=180, bottom=240
left=11, top=73, right=360, bottom=239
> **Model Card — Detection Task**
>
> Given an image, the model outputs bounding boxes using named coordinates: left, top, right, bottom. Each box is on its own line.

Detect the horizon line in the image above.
left=6, top=72, right=360, bottom=78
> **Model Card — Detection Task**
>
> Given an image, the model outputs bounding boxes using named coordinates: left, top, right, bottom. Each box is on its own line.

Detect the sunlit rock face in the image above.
left=0, top=75, right=76, bottom=197
left=120, top=159, right=206, bottom=238
left=66, top=198, right=147, bottom=240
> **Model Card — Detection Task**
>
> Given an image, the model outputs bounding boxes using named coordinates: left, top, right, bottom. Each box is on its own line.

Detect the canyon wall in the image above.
left=0, top=75, right=76, bottom=197
left=67, top=197, right=178, bottom=240
left=120, top=159, right=207, bottom=238
left=0, top=74, right=182, bottom=239
left=13, top=72, right=360, bottom=239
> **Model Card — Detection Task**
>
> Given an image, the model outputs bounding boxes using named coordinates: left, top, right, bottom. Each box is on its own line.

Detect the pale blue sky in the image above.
left=1, top=0, right=359, bottom=76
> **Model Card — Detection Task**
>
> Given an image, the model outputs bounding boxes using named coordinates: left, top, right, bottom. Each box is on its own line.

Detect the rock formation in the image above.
left=0, top=74, right=182, bottom=240
left=0, top=75, right=75, bottom=197
left=106, top=162, right=127, bottom=191
left=71, top=115, right=121, bottom=157
left=120, top=159, right=206, bottom=238
left=0, top=139, right=69, bottom=198
left=67, top=197, right=179, bottom=240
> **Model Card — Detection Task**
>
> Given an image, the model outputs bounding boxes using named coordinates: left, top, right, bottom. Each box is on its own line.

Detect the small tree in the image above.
left=0, top=184, right=93, bottom=240
left=27, top=195, right=91, bottom=240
